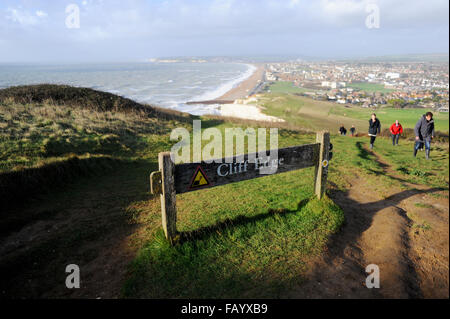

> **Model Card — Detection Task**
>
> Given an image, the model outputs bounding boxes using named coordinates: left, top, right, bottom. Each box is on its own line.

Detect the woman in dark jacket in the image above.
left=368, top=113, right=381, bottom=149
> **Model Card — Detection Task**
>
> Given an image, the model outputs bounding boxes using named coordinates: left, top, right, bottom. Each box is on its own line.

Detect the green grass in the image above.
left=348, top=82, right=395, bottom=93
left=328, top=135, right=449, bottom=191
left=123, top=195, right=343, bottom=298
left=260, top=85, right=449, bottom=133
left=1, top=84, right=448, bottom=299
left=330, top=107, right=449, bottom=132
left=1, top=88, right=346, bottom=299
left=0, top=100, right=177, bottom=172
left=0, top=84, right=190, bottom=120
left=407, top=211, right=432, bottom=231
left=121, top=124, right=448, bottom=298
left=114, top=120, right=348, bottom=298
left=414, top=203, right=433, bottom=209
left=268, top=81, right=317, bottom=94
left=371, top=138, right=448, bottom=187
left=124, top=89, right=447, bottom=298
left=259, top=93, right=368, bottom=132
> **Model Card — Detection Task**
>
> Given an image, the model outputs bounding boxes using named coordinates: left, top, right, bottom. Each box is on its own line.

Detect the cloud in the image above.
left=5, top=7, right=48, bottom=27
left=6, top=7, right=39, bottom=26
left=0, top=0, right=448, bottom=62
left=36, top=10, right=48, bottom=18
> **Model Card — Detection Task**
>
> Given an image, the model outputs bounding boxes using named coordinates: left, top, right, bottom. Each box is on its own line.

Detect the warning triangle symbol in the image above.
left=190, top=166, right=211, bottom=189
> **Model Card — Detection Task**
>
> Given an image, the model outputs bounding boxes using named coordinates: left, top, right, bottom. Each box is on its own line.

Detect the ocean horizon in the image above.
left=0, top=62, right=256, bottom=115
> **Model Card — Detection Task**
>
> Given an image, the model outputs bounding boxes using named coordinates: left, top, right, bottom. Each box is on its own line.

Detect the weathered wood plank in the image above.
left=174, top=143, right=320, bottom=194
left=314, top=132, right=330, bottom=200
left=159, top=152, right=177, bottom=242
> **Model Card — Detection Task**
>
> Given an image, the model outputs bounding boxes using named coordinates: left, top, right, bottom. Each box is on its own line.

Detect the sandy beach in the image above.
left=219, top=103, right=285, bottom=122
left=186, top=63, right=283, bottom=122
left=217, top=64, right=266, bottom=100
left=187, top=64, right=265, bottom=105
left=216, top=64, right=286, bottom=122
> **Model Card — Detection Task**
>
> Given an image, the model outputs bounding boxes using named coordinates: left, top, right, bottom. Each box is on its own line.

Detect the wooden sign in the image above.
left=150, top=131, right=330, bottom=243
left=174, top=143, right=319, bottom=194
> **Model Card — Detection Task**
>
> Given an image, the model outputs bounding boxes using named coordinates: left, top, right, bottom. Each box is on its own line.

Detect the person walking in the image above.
left=414, top=112, right=435, bottom=160
left=368, top=113, right=381, bottom=149
left=350, top=125, right=356, bottom=137
left=389, top=120, right=403, bottom=146
left=339, top=125, right=347, bottom=136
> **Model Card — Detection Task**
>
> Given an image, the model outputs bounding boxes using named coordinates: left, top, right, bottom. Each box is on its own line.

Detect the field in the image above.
left=0, top=85, right=448, bottom=299
left=269, top=81, right=396, bottom=96
left=347, top=82, right=395, bottom=93
left=268, top=81, right=317, bottom=94
left=259, top=93, right=367, bottom=132
left=330, top=106, right=449, bottom=132
left=259, top=88, right=449, bottom=133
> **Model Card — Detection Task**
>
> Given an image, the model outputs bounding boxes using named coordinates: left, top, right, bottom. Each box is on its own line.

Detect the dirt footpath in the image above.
left=287, top=148, right=449, bottom=299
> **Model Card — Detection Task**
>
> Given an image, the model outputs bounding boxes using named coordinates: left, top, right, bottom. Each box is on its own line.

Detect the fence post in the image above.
left=314, top=131, right=330, bottom=200
left=159, top=152, right=177, bottom=243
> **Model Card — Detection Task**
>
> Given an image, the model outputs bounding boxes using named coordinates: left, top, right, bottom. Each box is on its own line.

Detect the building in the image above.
left=386, top=72, right=400, bottom=80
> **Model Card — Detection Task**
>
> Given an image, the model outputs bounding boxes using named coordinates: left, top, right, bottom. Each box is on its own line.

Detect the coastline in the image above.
left=218, top=64, right=265, bottom=101
left=187, top=64, right=265, bottom=105
left=1, top=62, right=279, bottom=122
left=186, top=63, right=283, bottom=122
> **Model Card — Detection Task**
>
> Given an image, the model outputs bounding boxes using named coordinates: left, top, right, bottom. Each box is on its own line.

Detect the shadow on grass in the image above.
left=355, top=141, right=433, bottom=186
left=1, top=158, right=159, bottom=238
left=123, top=195, right=345, bottom=299
left=356, top=141, right=385, bottom=167
left=0, top=158, right=160, bottom=298
left=177, top=198, right=310, bottom=244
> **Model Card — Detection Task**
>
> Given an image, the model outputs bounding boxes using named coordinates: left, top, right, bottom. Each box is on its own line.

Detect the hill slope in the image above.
left=0, top=85, right=448, bottom=299
left=0, top=84, right=191, bottom=120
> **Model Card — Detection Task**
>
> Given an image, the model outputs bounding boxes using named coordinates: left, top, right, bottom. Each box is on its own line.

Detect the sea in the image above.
left=0, top=62, right=256, bottom=115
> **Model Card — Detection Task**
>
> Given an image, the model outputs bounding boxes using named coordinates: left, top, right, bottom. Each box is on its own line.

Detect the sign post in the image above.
left=314, top=131, right=330, bottom=200
left=159, top=152, right=177, bottom=243
left=151, top=132, right=331, bottom=243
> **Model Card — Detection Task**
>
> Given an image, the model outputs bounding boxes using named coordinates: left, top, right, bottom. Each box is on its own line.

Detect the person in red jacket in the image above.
left=390, top=120, right=403, bottom=146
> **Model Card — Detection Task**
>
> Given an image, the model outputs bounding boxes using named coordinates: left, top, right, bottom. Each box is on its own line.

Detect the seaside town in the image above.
left=264, top=62, right=449, bottom=112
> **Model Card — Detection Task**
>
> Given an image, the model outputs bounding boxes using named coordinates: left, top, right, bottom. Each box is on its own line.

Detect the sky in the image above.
left=0, top=0, right=448, bottom=63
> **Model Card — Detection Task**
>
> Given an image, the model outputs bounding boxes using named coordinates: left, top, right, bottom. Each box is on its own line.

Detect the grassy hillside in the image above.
left=1, top=85, right=448, bottom=299
left=259, top=93, right=368, bottom=132
left=0, top=85, right=192, bottom=214
left=0, top=98, right=169, bottom=172
left=0, top=85, right=345, bottom=298
left=0, top=84, right=188, bottom=118
left=123, top=118, right=448, bottom=298
left=330, top=106, right=449, bottom=132
left=258, top=93, right=449, bottom=133
left=0, top=84, right=193, bottom=170
left=268, top=81, right=317, bottom=94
